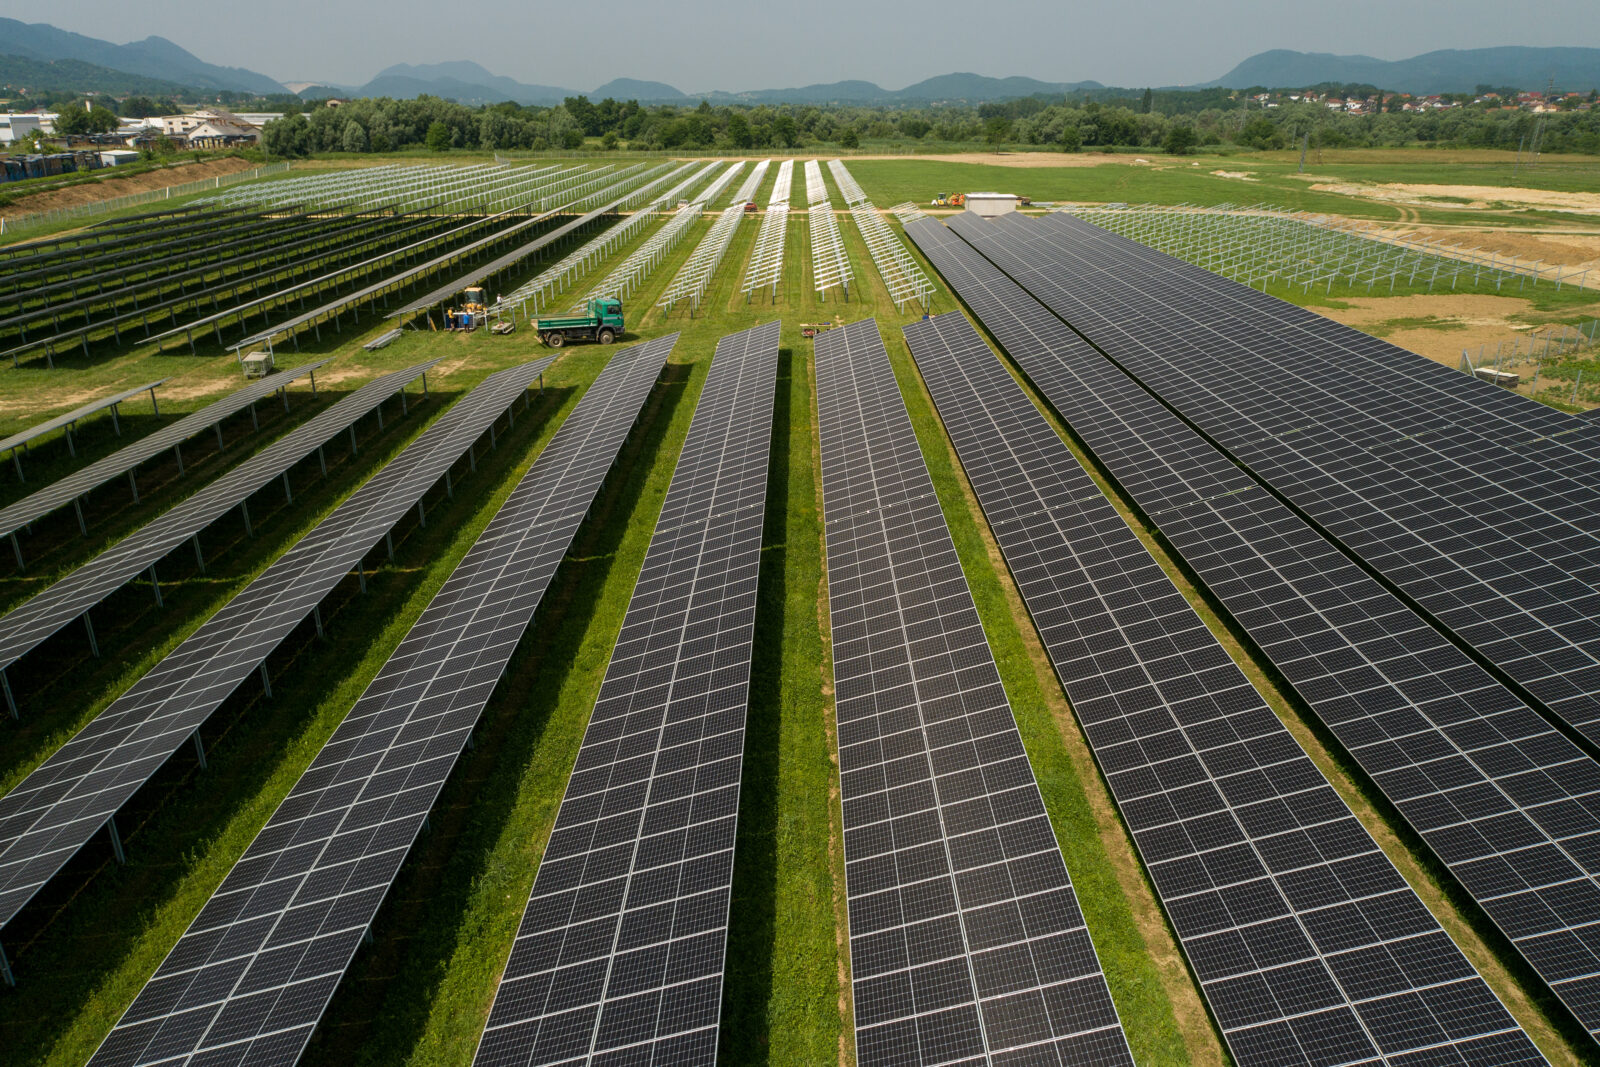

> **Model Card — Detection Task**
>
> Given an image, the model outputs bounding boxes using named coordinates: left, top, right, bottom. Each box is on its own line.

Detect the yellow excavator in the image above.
left=446, top=286, right=489, bottom=331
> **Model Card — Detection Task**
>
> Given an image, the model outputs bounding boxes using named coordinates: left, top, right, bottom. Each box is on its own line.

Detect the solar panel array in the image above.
left=0, top=358, right=555, bottom=944
left=496, top=163, right=701, bottom=317
left=729, top=159, right=771, bottom=206
left=0, top=379, right=165, bottom=476
left=814, top=318, right=1134, bottom=1067
left=657, top=204, right=746, bottom=315
left=88, top=334, right=676, bottom=1067
left=474, top=321, right=780, bottom=1067
left=0, top=360, right=434, bottom=682
left=904, top=214, right=1600, bottom=1046
left=0, top=361, right=327, bottom=548
left=963, top=211, right=1600, bottom=747
left=902, top=310, right=1542, bottom=1066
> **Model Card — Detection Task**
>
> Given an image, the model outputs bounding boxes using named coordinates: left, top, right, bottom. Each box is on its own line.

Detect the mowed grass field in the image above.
left=1, top=151, right=1597, bottom=1065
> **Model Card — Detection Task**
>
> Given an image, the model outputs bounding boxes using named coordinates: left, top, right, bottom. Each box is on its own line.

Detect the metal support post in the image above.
left=193, top=731, right=208, bottom=770
left=259, top=663, right=272, bottom=698
left=193, top=535, right=205, bottom=573
left=74, top=498, right=87, bottom=537
left=150, top=565, right=163, bottom=607
left=241, top=500, right=253, bottom=537
left=1, top=669, right=15, bottom=720
left=107, top=816, right=126, bottom=865
left=84, top=612, right=100, bottom=657
left=282, top=472, right=293, bottom=505
left=128, top=470, right=139, bottom=504
left=313, top=605, right=324, bottom=639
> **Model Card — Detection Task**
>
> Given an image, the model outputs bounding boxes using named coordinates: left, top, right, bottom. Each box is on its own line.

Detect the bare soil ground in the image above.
left=1301, top=177, right=1600, bottom=216
left=1, top=158, right=259, bottom=217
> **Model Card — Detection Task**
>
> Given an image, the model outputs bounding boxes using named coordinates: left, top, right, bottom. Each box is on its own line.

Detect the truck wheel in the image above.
left=546, top=331, right=564, bottom=348
left=598, top=328, right=615, bottom=345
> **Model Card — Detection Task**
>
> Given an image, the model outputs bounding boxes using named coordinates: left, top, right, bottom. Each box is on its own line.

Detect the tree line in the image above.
left=253, top=91, right=1600, bottom=157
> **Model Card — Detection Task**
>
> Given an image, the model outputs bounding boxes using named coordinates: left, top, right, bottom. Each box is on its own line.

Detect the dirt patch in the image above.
left=1301, top=178, right=1600, bottom=216
left=1400, top=226, right=1600, bottom=271
left=1320, top=293, right=1535, bottom=327
left=1211, top=170, right=1259, bottom=181
left=1, top=158, right=260, bottom=218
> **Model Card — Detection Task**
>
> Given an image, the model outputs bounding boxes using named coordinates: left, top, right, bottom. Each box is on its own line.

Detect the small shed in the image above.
left=965, top=192, right=1018, bottom=217
left=99, top=149, right=140, bottom=166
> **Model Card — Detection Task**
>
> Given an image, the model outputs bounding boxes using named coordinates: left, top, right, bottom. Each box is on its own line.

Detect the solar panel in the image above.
left=1032, top=211, right=1600, bottom=463
left=814, top=318, right=1134, bottom=1067
left=0, top=379, right=165, bottom=477
left=0, top=360, right=328, bottom=558
left=903, top=310, right=1542, bottom=1066
left=87, top=334, right=676, bottom=1067
left=474, top=321, right=780, bottom=1067
left=0, top=358, right=555, bottom=948
left=952, top=212, right=1600, bottom=747
left=0, top=359, right=431, bottom=700
left=905, top=214, right=1600, bottom=1047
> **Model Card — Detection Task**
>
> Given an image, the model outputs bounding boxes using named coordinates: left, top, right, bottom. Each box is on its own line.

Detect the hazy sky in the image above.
left=29, top=0, right=1600, bottom=90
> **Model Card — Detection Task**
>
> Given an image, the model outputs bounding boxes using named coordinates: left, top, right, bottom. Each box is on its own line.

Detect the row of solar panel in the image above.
left=903, top=211, right=1600, bottom=1057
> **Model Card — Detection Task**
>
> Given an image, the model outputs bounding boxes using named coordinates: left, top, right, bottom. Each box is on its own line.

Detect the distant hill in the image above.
left=0, top=54, right=195, bottom=97
left=1201, top=47, right=1600, bottom=94
left=0, top=18, right=286, bottom=94
left=703, top=73, right=1104, bottom=105
left=330, top=64, right=1109, bottom=107
left=357, top=61, right=572, bottom=105
left=591, top=78, right=685, bottom=102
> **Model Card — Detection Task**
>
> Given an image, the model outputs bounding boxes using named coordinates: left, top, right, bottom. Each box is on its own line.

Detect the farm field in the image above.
left=2, top=151, right=1600, bottom=1067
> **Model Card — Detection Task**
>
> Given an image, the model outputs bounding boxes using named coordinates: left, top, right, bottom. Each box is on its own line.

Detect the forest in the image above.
left=258, top=88, right=1600, bottom=157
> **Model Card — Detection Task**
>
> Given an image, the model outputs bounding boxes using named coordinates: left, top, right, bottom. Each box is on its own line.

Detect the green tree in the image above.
left=1139, top=88, right=1153, bottom=114
left=263, top=113, right=313, bottom=157
left=1163, top=122, right=1198, bottom=154
left=341, top=120, right=368, bottom=152
left=600, top=129, right=619, bottom=150
left=121, top=96, right=161, bottom=118
left=839, top=125, right=859, bottom=148
left=772, top=112, right=799, bottom=148
left=425, top=120, right=451, bottom=151
left=983, top=116, right=1010, bottom=145
left=1058, top=124, right=1082, bottom=152
left=83, top=106, right=118, bottom=134
left=54, top=106, right=91, bottom=135
left=726, top=111, right=752, bottom=148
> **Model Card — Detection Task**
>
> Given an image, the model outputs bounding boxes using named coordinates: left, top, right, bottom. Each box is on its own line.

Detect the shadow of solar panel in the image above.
left=903, top=310, right=1541, bottom=1067
left=950, top=211, right=1600, bottom=750
left=814, top=318, right=1134, bottom=1067
left=86, top=335, right=676, bottom=1067
left=907, top=213, right=1600, bottom=1050
left=0, top=359, right=434, bottom=685
left=0, top=358, right=554, bottom=945
left=0, top=360, right=328, bottom=544
left=474, top=321, right=779, bottom=1067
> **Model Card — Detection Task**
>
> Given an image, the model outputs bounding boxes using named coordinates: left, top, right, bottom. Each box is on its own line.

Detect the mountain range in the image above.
left=0, top=18, right=286, bottom=94
left=1202, top=47, right=1600, bottom=94
left=2, top=21, right=1597, bottom=106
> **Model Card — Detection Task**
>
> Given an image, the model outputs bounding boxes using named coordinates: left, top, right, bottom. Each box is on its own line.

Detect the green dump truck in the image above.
left=535, top=297, right=625, bottom=348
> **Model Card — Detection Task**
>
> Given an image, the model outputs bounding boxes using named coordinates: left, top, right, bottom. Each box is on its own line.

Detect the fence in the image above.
left=1460, top=318, right=1598, bottom=406
left=1065, top=203, right=1596, bottom=296
left=0, top=162, right=292, bottom=237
